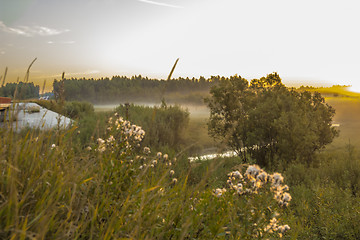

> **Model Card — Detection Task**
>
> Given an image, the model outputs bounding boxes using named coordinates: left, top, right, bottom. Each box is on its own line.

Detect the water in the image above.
left=0, top=102, right=72, bottom=130
left=94, top=102, right=210, bottom=118
left=188, top=150, right=237, bottom=162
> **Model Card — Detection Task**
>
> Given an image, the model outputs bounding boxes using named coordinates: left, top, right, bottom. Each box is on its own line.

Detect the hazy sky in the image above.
left=1, top=0, right=360, bottom=91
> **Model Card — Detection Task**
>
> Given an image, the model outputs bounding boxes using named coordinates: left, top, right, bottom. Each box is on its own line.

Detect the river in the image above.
left=0, top=102, right=72, bottom=130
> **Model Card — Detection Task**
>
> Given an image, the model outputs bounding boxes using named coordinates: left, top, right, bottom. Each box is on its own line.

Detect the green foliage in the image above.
left=0, top=114, right=292, bottom=239
left=34, top=100, right=94, bottom=119
left=206, top=73, right=339, bottom=167
left=64, top=101, right=94, bottom=119
left=0, top=82, right=40, bottom=99
left=26, top=105, right=40, bottom=113
left=115, top=104, right=189, bottom=151
left=283, top=147, right=360, bottom=239
left=188, top=157, right=243, bottom=187
left=52, top=75, right=221, bottom=104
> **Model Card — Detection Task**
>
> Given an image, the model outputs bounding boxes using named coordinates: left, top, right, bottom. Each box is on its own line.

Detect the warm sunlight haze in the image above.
left=1, top=0, right=360, bottom=91
left=2, top=1, right=360, bottom=239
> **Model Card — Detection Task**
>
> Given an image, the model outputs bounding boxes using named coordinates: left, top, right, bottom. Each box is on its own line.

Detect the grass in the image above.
left=325, top=97, right=360, bottom=148
left=26, top=105, right=40, bottom=113
left=2, top=83, right=360, bottom=239
left=0, top=112, right=295, bottom=239
left=298, top=85, right=360, bottom=99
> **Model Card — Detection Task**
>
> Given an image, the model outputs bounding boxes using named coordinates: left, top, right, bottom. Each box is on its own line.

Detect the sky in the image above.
left=0, top=0, right=360, bottom=92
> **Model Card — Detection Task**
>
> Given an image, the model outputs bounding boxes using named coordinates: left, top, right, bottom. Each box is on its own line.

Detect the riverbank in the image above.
left=0, top=102, right=72, bottom=130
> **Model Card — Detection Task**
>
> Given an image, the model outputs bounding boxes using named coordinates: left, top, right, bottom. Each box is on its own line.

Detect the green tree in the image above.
left=206, top=73, right=338, bottom=167
left=0, top=82, right=39, bottom=99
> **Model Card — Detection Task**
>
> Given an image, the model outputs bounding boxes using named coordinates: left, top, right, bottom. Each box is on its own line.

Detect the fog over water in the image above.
left=94, top=102, right=210, bottom=118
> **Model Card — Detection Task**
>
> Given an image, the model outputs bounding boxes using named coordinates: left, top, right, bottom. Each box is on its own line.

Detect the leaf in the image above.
left=144, top=186, right=160, bottom=193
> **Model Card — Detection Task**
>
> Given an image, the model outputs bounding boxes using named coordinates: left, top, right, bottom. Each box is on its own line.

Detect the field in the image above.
left=1, top=85, right=360, bottom=239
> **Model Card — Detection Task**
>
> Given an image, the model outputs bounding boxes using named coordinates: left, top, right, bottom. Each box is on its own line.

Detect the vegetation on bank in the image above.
left=34, top=99, right=94, bottom=120
left=53, top=75, right=217, bottom=104
left=206, top=73, right=338, bottom=168
left=0, top=82, right=39, bottom=100
left=0, top=111, right=294, bottom=239
left=1, top=72, right=360, bottom=239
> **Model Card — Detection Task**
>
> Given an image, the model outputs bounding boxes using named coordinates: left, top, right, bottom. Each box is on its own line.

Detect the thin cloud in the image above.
left=47, top=70, right=100, bottom=78
left=47, top=40, right=75, bottom=44
left=0, top=21, right=69, bottom=37
left=138, top=0, right=183, bottom=9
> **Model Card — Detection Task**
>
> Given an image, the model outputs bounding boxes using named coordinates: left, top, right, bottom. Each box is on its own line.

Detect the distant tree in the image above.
left=52, top=75, right=218, bottom=104
left=206, top=73, right=338, bottom=167
left=0, top=82, right=39, bottom=99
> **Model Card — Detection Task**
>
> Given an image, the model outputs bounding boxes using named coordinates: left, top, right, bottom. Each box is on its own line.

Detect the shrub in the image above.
left=115, top=104, right=189, bottom=151
left=206, top=73, right=338, bottom=168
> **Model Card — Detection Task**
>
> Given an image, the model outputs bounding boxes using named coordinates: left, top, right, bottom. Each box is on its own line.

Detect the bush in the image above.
left=115, top=104, right=189, bottom=151
left=206, top=73, right=338, bottom=168
left=64, top=101, right=94, bottom=119
left=34, top=100, right=94, bottom=119
left=26, top=105, right=40, bottom=113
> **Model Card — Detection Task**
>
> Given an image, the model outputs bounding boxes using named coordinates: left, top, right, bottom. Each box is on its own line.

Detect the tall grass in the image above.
left=0, top=112, right=293, bottom=239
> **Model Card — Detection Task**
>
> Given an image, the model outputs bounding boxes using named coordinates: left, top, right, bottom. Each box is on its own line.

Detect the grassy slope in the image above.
left=304, top=86, right=360, bottom=148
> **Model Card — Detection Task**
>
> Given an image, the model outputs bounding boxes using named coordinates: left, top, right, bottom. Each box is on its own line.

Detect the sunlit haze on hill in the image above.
left=0, top=0, right=360, bottom=92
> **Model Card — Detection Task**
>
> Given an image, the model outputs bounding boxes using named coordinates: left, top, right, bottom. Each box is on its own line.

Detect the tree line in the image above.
left=0, top=82, right=39, bottom=100
left=53, top=75, right=230, bottom=104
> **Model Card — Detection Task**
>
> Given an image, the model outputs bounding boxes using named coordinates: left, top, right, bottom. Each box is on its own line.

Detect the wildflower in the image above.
left=278, top=225, right=290, bottom=233
left=97, top=138, right=105, bottom=145
left=170, top=170, right=175, bottom=176
left=138, top=129, right=145, bottom=136
left=163, top=154, right=169, bottom=161
left=245, top=165, right=261, bottom=178
left=143, top=147, right=151, bottom=154
left=232, top=183, right=244, bottom=194
left=245, top=188, right=252, bottom=194
left=264, top=217, right=278, bottom=233
left=172, top=178, right=178, bottom=184
left=152, top=159, right=158, bottom=165
left=232, top=170, right=243, bottom=179
left=98, top=146, right=106, bottom=152
left=86, top=146, right=92, bottom=151
left=271, top=172, right=284, bottom=186
left=257, top=171, right=268, bottom=182
left=107, top=135, right=115, bottom=143
left=157, top=152, right=162, bottom=159
left=214, top=188, right=226, bottom=197
left=51, top=144, right=56, bottom=149
left=254, top=180, right=262, bottom=189
left=282, top=192, right=292, bottom=202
